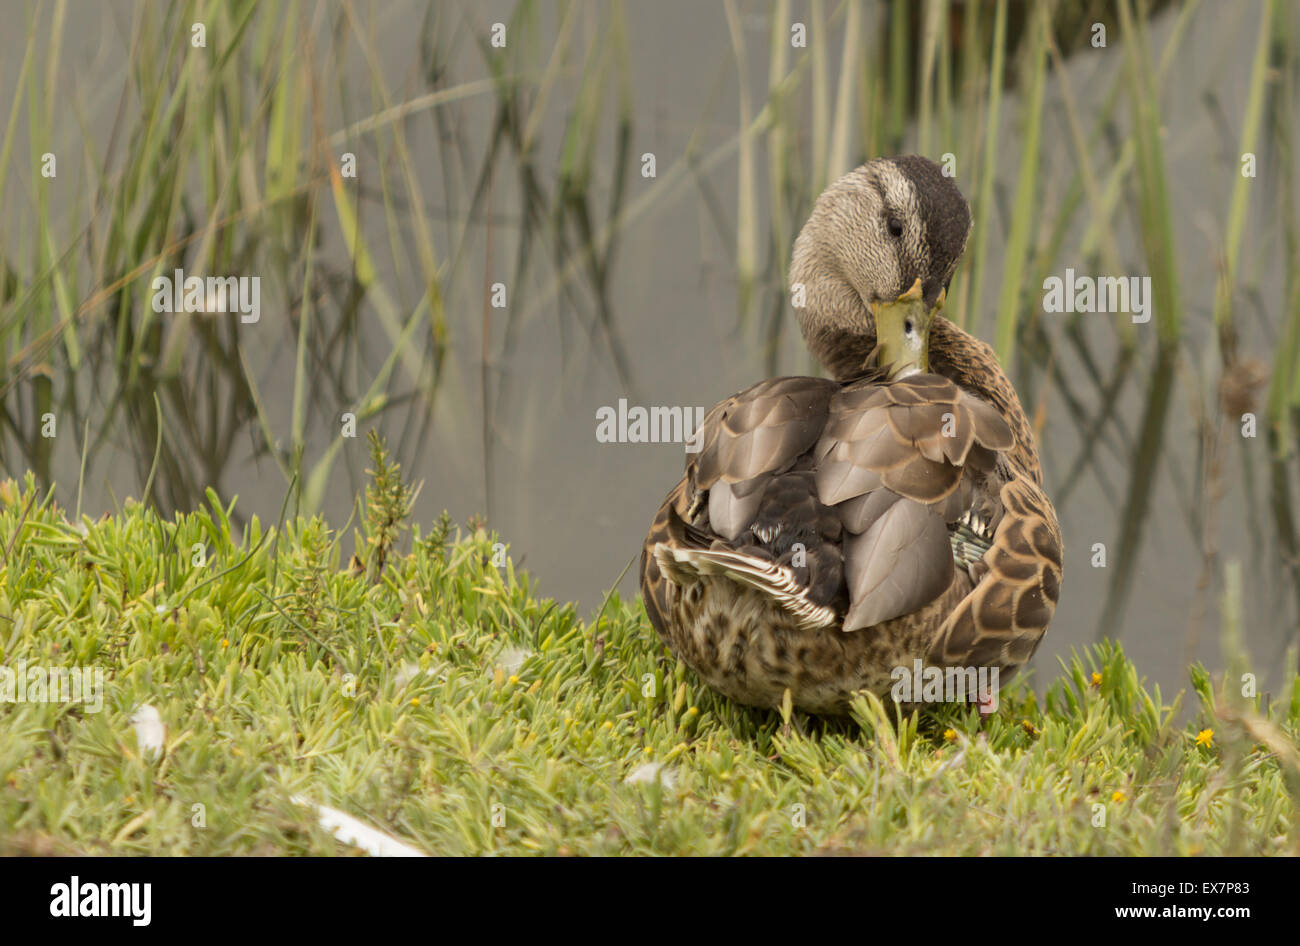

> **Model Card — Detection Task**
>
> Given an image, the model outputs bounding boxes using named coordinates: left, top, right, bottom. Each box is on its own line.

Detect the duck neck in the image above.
left=796, top=272, right=878, bottom=382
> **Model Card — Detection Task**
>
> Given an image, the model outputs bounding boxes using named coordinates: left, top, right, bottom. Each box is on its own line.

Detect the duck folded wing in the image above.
left=811, top=375, right=1013, bottom=632
left=690, top=376, right=838, bottom=497
left=663, top=372, right=1018, bottom=636
left=641, top=377, right=844, bottom=643
left=927, top=474, right=1064, bottom=672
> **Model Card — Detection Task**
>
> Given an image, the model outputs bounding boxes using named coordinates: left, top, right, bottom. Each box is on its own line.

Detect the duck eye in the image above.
left=887, top=218, right=903, bottom=237
left=904, top=319, right=914, bottom=334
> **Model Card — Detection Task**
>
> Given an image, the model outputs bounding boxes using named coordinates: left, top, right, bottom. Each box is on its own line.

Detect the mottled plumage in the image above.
left=640, top=156, right=1063, bottom=715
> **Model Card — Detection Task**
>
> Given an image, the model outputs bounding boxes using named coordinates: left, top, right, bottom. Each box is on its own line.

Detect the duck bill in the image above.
left=871, top=279, right=942, bottom=379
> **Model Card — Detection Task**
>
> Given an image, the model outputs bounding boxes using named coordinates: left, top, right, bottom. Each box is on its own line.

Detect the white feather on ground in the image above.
left=496, top=646, right=532, bottom=675
left=624, top=762, right=678, bottom=790
left=291, top=796, right=428, bottom=857
left=130, top=704, right=166, bottom=759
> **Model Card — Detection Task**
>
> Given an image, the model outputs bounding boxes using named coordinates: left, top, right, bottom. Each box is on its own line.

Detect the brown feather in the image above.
left=843, top=499, right=954, bottom=630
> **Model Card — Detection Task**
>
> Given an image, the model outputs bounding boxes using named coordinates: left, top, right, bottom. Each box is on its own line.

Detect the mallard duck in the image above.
left=640, top=155, right=1062, bottom=715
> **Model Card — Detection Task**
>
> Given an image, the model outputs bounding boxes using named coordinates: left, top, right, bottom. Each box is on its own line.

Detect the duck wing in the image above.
left=643, top=372, right=1020, bottom=640
left=641, top=377, right=842, bottom=641
left=927, top=472, right=1063, bottom=673
left=815, top=373, right=1013, bottom=631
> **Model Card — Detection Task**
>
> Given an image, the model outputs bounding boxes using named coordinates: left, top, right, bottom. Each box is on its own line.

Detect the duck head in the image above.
left=789, top=155, right=972, bottom=381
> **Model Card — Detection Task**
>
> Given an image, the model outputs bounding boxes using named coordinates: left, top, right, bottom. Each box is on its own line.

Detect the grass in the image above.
left=2, top=444, right=1298, bottom=856
left=2, top=1, right=1298, bottom=647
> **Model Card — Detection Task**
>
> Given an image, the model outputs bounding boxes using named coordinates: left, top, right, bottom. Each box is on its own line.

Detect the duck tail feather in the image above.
left=652, top=544, right=837, bottom=630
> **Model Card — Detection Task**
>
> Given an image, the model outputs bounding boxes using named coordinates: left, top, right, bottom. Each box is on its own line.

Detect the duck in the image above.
left=640, top=155, right=1062, bottom=715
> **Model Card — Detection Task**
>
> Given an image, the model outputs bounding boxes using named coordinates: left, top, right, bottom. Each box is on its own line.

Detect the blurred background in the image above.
left=1, top=0, right=1297, bottom=698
